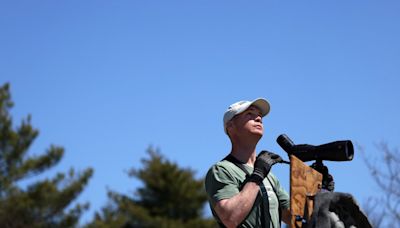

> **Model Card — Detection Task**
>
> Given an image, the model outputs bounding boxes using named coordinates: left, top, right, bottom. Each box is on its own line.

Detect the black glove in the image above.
left=249, top=151, right=283, bottom=184
left=310, top=162, right=335, bottom=192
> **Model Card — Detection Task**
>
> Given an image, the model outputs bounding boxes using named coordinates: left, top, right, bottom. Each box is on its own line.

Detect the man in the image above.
left=205, top=98, right=291, bottom=228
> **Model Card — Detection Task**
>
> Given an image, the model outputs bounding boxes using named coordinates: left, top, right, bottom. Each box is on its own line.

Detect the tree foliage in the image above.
left=0, top=83, right=93, bottom=228
left=87, top=147, right=217, bottom=228
left=361, top=142, right=400, bottom=228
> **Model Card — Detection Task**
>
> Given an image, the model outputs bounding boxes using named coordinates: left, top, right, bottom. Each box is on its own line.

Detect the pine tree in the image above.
left=0, top=83, right=93, bottom=228
left=87, top=147, right=217, bottom=228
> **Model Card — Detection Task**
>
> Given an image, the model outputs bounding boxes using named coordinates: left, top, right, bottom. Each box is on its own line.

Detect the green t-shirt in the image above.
left=205, top=159, right=290, bottom=228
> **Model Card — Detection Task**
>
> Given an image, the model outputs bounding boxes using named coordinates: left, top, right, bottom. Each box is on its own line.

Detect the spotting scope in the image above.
left=276, top=134, right=354, bottom=162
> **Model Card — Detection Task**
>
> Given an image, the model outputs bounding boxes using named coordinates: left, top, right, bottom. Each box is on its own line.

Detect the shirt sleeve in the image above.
left=270, top=173, right=290, bottom=210
left=205, top=163, right=241, bottom=204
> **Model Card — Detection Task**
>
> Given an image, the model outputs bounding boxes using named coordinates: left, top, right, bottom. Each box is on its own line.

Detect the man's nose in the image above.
left=255, top=115, right=262, bottom=122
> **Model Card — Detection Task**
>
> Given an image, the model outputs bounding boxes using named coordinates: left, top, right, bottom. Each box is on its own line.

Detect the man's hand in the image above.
left=249, top=151, right=283, bottom=184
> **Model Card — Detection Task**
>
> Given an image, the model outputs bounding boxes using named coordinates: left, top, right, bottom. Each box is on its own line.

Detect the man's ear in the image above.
left=226, top=120, right=234, bottom=133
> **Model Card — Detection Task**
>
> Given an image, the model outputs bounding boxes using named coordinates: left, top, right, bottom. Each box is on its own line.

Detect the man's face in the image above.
left=228, top=106, right=264, bottom=138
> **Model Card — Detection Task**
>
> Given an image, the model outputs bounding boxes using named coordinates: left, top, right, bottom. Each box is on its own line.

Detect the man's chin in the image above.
left=251, top=131, right=263, bottom=138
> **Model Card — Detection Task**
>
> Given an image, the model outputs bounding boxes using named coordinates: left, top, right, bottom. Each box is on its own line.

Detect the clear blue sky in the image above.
left=1, top=0, right=400, bottom=224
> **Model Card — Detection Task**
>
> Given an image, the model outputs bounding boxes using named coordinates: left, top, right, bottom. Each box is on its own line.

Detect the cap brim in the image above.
left=250, top=98, right=270, bottom=117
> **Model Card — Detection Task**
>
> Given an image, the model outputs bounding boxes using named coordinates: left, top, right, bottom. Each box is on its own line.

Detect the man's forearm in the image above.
left=214, top=181, right=260, bottom=228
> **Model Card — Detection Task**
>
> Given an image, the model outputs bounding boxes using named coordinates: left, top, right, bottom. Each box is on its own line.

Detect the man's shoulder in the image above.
left=267, top=172, right=282, bottom=186
left=267, top=172, right=278, bottom=181
left=206, top=158, right=247, bottom=181
left=215, top=159, right=236, bottom=167
left=207, top=159, right=238, bottom=174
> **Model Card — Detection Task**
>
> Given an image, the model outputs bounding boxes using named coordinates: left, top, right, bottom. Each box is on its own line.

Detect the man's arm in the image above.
left=213, top=151, right=284, bottom=227
left=214, top=181, right=260, bottom=228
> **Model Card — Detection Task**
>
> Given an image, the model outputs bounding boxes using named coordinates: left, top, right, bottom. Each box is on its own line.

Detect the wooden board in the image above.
left=290, top=155, right=322, bottom=228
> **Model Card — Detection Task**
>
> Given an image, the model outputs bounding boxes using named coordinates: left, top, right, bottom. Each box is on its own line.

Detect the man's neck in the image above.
left=230, top=144, right=257, bottom=166
left=229, top=133, right=262, bottom=166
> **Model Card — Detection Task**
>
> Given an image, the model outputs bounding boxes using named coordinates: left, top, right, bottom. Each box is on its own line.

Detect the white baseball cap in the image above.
left=223, top=98, right=270, bottom=134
